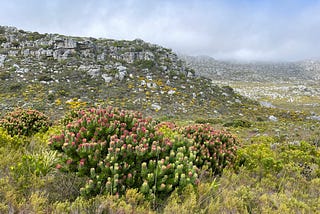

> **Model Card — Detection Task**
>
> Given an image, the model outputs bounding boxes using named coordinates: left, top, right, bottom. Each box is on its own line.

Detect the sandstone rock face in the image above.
left=0, top=25, right=255, bottom=120
left=0, top=26, right=191, bottom=78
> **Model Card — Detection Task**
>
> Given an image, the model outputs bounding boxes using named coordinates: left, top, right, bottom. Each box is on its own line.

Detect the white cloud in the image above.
left=1, top=0, right=320, bottom=61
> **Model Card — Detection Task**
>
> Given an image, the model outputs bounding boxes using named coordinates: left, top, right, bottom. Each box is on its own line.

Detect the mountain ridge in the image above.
left=179, top=54, right=320, bottom=82
left=0, top=26, right=257, bottom=120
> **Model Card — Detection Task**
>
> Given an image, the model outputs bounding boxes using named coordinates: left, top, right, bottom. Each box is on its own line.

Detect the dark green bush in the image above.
left=195, top=118, right=223, bottom=124
left=223, top=119, right=252, bottom=128
left=0, top=108, right=50, bottom=136
left=0, top=35, right=7, bottom=44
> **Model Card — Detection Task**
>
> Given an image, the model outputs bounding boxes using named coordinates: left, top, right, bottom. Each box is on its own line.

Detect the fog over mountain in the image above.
left=1, top=0, right=320, bottom=61
left=179, top=54, right=320, bottom=82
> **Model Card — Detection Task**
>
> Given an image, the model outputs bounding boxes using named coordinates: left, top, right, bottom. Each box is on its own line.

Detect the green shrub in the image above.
left=195, top=118, right=223, bottom=125
left=180, top=124, right=239, bottom=175
left=49, top=107, right=238, bottom=199
left=0, top=35, right=7, bottom=44
left=237, top=136, right=320, bottom=180
left=0, top=108, right=50, bottom=136
left=223, top=118, right=252, bottom=128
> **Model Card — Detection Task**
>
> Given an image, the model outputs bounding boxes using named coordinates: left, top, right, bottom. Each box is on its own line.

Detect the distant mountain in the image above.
left=179, top=54, right=320, bottom=82
left=0, top=26, right=257, bottom=120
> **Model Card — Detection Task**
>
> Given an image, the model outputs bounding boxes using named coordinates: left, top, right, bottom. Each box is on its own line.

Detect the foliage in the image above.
left=0, top=35, right=7, bottom=44
left=223, top=118, right=252, bottom=128
left=237, top=136, right=320, bottom=180
left=133, top=59, right=155, bottom=69
left=0, top=108, right=50, bottom=137
left=180, top=124, right=238, bottom=175
left=49, top=107, right=238, bottom=200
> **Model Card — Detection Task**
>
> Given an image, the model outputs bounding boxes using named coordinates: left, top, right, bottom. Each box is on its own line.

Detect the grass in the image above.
left=213, top=80, right=320, bottom=114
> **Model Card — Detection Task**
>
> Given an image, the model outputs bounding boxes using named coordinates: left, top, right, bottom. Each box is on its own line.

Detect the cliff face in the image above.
left=0, top=26, right=256, bottom=119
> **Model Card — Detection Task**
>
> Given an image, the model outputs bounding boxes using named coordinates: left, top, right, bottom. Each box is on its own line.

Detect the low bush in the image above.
left=223, top=118, right=252, bottom=128
left=0, top=108, right=50, bottom=136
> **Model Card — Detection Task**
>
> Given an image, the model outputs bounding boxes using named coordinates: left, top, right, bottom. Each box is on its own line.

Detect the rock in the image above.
left=116, top=66, right=127, bottom=81
left=151, top=103, right=161, bottom=111
left=187, top=71, right=194, bottom=78
left=88, top=68, right=100, bottom=77
left=268, top=115, right=278, bottom=122
left=160, top=66, right=167, bottom=72
left=102, top=74, right=113, bottom=83
left=308, top=115, right=320, bottom=121
left=23, top=49, right=30, bottom=57
left=0, top=54, right=6, bottom=67
left=147, top=82, right=157, bottom=89
left=260, top=101, right=275, bottom=108
left=168, top=90, right=176, bottom=95
left=79, top=65, right=89, bottom=71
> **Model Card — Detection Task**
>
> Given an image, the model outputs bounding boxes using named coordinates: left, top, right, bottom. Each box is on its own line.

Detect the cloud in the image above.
left=1, top=0, right=320, bottom=61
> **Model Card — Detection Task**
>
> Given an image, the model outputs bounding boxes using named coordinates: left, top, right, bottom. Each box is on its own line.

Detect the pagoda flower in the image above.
left=120, top=144, right=127, bottom=153
left=90, top=168, right=96, bottom=177
left=79, top=158, right=86, bottom=167
left=173, top=172, right=179, bottom=184
left=122, top=162, right=129, bottom=170
left=179, top=173, right=187, bottom=187
left=141, top=162, right=148, bottom=177
left=147, top=173, right=154, bottom=183
left=66, top=159, right=73, bottom=165
left=126, top=144, right=133, bottom=152
left=125, top=172, right=134, bottom=186
left=159, top=183, right=166, bottom=191
left=148, top=159, right=156, bottom=170
left=140, top=181, right=150, bottom=194
left=105, top=177, right=113, bottom=192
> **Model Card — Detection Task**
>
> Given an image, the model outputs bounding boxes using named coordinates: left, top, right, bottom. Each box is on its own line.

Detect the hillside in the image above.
left=180, top=55, right=320, bottom=114
left=0, top=26, right=256, bottom=120
left=180, top=54, right=320, bottom=82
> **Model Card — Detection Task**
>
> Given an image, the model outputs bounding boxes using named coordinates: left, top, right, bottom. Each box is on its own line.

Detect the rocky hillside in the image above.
left=180, top=55, right=320, bottom=82
left=0, top=26, right=256, bottom=120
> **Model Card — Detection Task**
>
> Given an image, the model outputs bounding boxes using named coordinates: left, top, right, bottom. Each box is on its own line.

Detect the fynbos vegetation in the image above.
left=49, top=107, right=238, bottom=199
left=0, top=26, right=319, bottom=213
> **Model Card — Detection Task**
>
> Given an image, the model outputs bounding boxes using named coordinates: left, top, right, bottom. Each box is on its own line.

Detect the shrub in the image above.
left=49, top=107, right=238, bottom=199
left=180, top=124, right=239, bottom=175
left=0, top=108, right=50, bottom=136
left=0, top=36, right=7, bottom=44
left=223, top=118, right=252, bottom=128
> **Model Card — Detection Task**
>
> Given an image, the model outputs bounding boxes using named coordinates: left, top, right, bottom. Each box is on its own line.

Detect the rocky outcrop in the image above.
left=0, top=26, right=256, bottom=120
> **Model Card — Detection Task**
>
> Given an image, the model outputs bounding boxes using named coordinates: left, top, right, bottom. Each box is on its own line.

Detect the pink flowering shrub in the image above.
left=0, top=108, right=50, bottom=136
left=180, top=124, right=238, bottom=175
left=49, top=107, right=238, bottom=198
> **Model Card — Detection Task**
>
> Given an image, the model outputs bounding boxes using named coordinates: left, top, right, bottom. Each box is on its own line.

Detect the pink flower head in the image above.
left=141, top=126, right=146, bottom=133
left=79, top=158, right=85, bottom=166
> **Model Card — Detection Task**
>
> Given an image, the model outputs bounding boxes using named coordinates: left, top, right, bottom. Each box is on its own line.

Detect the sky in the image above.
left=1, top=0, right=320, bottom=62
